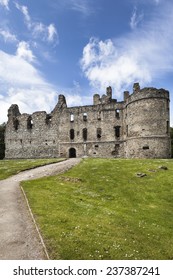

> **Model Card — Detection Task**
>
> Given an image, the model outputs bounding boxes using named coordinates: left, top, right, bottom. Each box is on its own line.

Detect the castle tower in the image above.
left=125, top=83, right=171, bottom=158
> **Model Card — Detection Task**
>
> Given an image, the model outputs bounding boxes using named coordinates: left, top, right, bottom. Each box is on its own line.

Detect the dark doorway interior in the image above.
left=69, top=148, right=76, bottom=158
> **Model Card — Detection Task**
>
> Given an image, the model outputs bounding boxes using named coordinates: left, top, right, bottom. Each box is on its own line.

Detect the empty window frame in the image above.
left=166, top=121, right=169, bottom=134
left=115, top=126, right=121, bottom=138
left=46, top=114, right=52, bottom=125
left=115, top=109, right=120, bottom=119
left=83, top=128, right=87, bottom=141
left=70, top=113, right=74, bottom=122
left=97, top=128, right=102, bottom=139
left=13, top=119, right=19, bottom=131
left=97, top=111, right=101, bottom=120
left=70, top=129, right=75, bottom=140
left=83, top=113, right=87, bottom=121
left=27, top=117, right=33, bottom=129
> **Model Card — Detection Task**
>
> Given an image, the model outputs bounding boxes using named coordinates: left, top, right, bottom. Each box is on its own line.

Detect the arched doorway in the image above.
left=69, top=148, right=76, bottom=158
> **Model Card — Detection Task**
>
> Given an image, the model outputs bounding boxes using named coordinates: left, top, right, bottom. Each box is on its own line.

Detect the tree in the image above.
left=0, top=123, right=6, bottom=159
left=170, top=127, right=173, bottom=158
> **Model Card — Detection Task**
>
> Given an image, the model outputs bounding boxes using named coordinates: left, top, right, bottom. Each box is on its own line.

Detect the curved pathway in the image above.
left=0, top=158, right=81, bottom=260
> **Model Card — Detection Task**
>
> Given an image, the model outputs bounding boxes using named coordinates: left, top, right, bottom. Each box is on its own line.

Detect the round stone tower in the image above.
left=125, top=83, right=171, bottom=158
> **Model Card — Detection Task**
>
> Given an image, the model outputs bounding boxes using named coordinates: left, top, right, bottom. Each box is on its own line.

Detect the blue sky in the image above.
left=0, top=0, right=173, bottom=125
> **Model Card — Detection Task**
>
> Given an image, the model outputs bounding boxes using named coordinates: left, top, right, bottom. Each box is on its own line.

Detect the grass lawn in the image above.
left=22, top=158, right=173, bottom=260
left=0, top=158, right=65, bottom=180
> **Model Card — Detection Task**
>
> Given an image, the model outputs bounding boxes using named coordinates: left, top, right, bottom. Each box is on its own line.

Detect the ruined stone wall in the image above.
left=5, top=109, right=59, bottom=158
left=125, top=85, right=171, bottom=158
left=5, top=83, right=171, bottom=159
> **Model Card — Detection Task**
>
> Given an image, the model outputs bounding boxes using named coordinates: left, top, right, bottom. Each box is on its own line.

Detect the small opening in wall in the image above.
left=83, top=128, right=87, bottom=141
left=97, top=128, right=102, bottom=139
left=115, top=109, right=120, bottom=119
left=46, top=114, right=52, bottom=125
left=13, top=119, right=19, bottom=131
left=143, top=145, right=149, bottom=150
left=166, top=121, right=169, bottom=134
left=97, top=111, right=101, bottom=120
left=20, top=139, right=22, bottom=144
left=95, top=144, right=99, bottom=148
left=115, top=126, right=120, bottom=138
left=70, top=129, right=75, bottom=140
left=83, top=113, right=87, bottom=121
left=70, top=113, right=74, bottom=122
left=27, top=117, right=33, bottom=129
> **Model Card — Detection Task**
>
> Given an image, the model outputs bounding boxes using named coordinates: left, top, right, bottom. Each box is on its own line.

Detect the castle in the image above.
left=5, top=83, right=171, bottom=159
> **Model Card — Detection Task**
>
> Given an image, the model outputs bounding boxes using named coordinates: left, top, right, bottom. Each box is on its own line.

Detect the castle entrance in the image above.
left=69, top=148, right=76, bottom=158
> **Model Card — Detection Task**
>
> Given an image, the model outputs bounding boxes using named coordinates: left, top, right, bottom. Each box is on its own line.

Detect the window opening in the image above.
left=13, top=119, right=19, bottom=131
left=83, top=128, right=87, bottom=141
left=97, top=111, right=101, bottom=120
left=97, top=128, right=102, bottom=139
left=166, top=121, right=169, bottom=134
left=70, top=129, right=75, bottom=140
left=115, top=126, right=120, bottom=138
left=46, top=114, right=52, bottom=125
left=115, top=109, right=120, bottom=119
left=70, top=113, right=74, bottom=122
left=27, top=117, right=33, bottom=129
left=83, top=113, right=87, bottom=121
left=143, top=145, right=149, bottom=150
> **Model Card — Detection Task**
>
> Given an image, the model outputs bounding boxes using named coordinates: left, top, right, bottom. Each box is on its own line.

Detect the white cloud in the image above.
left=15, top=2, right=31, bottom=27
left=51, top=0, right=94, bottom=16
left=130, top=7, right=143, bottom=29
left=15, top=2, right=58, bottom=44
left=16, top=41, right=35, bottom=62
left=0, top=0, right=9, bottom=10
left=70, top=0, right=92, bottom=16
left=80, top=3, right=173, bottom=97
left=47, top=24, right=57, bottom=42
left=0, top=49, right=57, bottom=123
left=0, top=28, right=17, bottom=42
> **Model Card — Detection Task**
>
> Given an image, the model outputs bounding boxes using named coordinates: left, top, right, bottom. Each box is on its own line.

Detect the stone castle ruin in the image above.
left=5, top=83, right=171, bottom=159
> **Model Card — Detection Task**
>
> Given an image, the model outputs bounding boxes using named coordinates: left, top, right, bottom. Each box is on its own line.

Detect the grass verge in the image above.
left=22, top=158, right=173, bottom=260
left=0, top=158, right=65, bottom=180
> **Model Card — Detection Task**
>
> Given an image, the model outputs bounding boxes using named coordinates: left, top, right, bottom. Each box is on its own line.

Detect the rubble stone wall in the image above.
left=5, top=83, right=171, bottom=159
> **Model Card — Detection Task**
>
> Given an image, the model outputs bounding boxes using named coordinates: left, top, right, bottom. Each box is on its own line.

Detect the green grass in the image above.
left=0, top=158, right=65, bottom=180
left=22, top=158, right=173, bottom=260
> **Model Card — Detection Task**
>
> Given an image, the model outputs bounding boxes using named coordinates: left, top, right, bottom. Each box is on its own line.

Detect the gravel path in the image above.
left=0, top=158, right=81, bottom=260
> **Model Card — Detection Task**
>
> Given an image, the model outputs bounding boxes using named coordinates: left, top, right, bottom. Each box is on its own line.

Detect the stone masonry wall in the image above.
left=5, top=83, right=171, bottom=159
